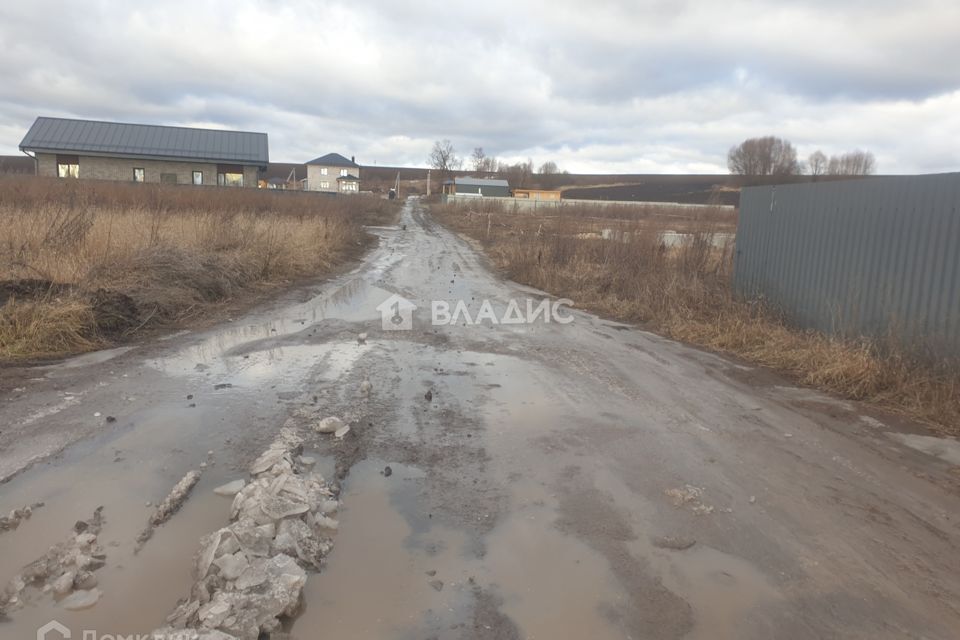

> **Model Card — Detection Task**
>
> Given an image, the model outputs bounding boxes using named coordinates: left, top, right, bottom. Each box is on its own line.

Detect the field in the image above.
left=0, top=177, right=399, bottom=360
left=431, top=200, right=960, bottom=435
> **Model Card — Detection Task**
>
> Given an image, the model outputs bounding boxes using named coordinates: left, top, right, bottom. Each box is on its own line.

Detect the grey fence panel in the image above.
left=734, top=173, right=960, bottom=356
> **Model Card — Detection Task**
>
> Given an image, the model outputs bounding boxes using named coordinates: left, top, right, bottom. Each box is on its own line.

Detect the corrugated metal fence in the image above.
left=734, top=173, right=960, bottom=356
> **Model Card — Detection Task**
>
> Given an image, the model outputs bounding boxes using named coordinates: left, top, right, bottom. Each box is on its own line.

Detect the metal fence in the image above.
left=734, top=173, right=960, bottom=356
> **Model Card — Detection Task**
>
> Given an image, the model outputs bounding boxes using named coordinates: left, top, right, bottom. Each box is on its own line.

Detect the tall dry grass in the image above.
left=433, top=202, right=960, bottom=435
left=0, top=177, right=398, bottom=359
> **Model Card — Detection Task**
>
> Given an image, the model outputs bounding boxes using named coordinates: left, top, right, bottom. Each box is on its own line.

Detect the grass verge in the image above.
left=432, top=201, right=960, bottom=436
left=0, top=177, right=399, bottom=361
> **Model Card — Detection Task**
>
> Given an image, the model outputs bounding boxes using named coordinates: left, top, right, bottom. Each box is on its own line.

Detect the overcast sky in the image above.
left=1, top=0, right=958, bottom=174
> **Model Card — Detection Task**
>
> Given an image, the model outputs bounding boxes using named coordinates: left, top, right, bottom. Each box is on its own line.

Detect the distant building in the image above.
left=19, top=116, right=268, bottom=187
left=442, top=177, right=511, bottom=197
left=512, top=188, right=561, bottom=201
left=306, top=153, right=361, bottom=193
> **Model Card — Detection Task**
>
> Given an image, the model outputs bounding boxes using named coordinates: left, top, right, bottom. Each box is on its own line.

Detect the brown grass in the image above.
left=433, top=201, right=960, bottom=436
left=0, top=177, right=399, bottom=360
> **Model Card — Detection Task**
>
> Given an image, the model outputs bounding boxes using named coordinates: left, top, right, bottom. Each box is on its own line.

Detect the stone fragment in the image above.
left=61, top=588, right=101, bottom=610
left=213, top=480, right=246, bottom=497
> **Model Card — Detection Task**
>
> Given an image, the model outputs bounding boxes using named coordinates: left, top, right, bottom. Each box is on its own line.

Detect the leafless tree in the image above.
left=471, top=147, right=487, bottom=172
left=727, top=136, right=801, bottom=177
left=429, top=139, right=462, bottom=184
left=808, top=150, right=828, bottom=177
left=538, top=161, right=559, bottom=175
left=504, top=159, right=535, bottom=189
left=827, top=150, right=876, bottom=176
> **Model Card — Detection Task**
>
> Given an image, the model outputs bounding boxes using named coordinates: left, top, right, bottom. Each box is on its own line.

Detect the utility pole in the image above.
left=426, top=170, right=431, bottom=196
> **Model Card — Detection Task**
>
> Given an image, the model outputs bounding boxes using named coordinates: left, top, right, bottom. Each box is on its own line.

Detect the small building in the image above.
left=19, top=116, right=267, bottom=187
left=512, top=188, right=561, bottom=201
left=442, top=177, right=511, bottom=197
left=306, top=153, right=361, bottom=193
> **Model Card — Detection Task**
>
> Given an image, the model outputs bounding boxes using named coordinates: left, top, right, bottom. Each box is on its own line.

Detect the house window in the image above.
left=319, top=181, right=330, bottom=190
left=217, top=164, right=244, bottom=187
left=56, top=154, right=79, bottom=179
left=339, top=169, right=348, bottom=177
left=192, top=171, right=203, bottom=185
left=341, top=181, right=358, bottom=192
left=133, top=168, right=145, bottom=182
left=160, top=173, right=178, bottom=184
left=218, top=172, right=243, bottom=187
left=320, top=167, right=328, bottom=176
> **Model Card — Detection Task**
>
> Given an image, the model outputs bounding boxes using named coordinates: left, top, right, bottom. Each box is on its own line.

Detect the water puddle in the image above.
left=0, top=424, right=242, bottom=638
left=294, top=459, right=477, bottom=638
left=146, top=275, right=395, bottom=380
left=483, top=510, right=627, bottom=639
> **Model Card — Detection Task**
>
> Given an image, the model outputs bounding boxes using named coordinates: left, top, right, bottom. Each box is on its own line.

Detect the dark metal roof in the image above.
left=336, top=174, right=360, bottom=182
left=19, top=117, right=269, bottom=166
left=306, top=152, right=359, bottom=168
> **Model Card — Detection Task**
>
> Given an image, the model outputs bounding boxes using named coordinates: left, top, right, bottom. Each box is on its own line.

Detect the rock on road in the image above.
left=1, top=199, right=959, bottom=639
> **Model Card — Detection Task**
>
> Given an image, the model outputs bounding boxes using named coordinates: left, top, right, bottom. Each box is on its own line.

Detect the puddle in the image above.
left=146, top=276, right=395, bottom=380
left=483, top=511, right=627, bottom=639
left=890, top=433, right=960, bottom=466
left=294, top=459, right=477, bottom=639
left=0, top=426, right=240, bottom=638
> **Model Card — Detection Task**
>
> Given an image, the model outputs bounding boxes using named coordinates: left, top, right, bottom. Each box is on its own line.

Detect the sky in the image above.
left=1, top=0, right=958, bottom=174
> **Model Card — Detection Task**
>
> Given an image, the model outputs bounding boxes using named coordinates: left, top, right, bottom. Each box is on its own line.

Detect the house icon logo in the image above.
left=375, top=294, right=417, bottom=331
left=37, top=620, right=71, bottom=640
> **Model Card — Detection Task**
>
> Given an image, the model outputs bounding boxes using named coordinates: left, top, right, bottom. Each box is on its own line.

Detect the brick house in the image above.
left=19, top=116, right=268, bottom=187
left=305, top=153, right=361, bottom=194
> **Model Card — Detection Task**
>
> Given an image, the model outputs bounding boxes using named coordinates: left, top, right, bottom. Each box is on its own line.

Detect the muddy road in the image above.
left=2, top=199, right=960, bottom=639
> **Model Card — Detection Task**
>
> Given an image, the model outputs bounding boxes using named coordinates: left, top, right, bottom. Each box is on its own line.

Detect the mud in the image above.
left=2, top=198, right=960, bottom=638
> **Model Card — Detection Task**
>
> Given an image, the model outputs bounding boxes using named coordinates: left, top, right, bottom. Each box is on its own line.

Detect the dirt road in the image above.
left=2, top=199, right=960, bottom=639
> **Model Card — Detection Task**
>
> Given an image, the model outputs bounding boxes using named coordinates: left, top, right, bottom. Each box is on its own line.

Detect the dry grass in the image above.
left=433, top=202, right=960, bottom=435
left=0, top=177, right=399, bottom=360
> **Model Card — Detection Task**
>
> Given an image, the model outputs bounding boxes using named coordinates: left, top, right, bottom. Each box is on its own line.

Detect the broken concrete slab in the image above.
left=213, top=480, right=246, bottom=497
left=150, top=429, right=340, bottom=639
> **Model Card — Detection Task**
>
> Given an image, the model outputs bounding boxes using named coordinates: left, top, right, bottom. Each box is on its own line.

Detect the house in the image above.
left=19, top=116, right=268, bottom=187
left=305, top=153, right=361, bottom=193
left=512, top=188, right=561, bottom=201
left=442, top=177, right=511, bottom=197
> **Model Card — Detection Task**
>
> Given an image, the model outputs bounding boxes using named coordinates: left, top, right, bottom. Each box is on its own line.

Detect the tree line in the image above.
left=428, top=140, right=565, bottom=189
left=727, top=135, right=876, bottom=177
left=429, top=136, right=877, bottom=184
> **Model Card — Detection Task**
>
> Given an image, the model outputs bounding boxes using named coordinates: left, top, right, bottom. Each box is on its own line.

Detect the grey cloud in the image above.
left=0, top=0, right=958, bottom=172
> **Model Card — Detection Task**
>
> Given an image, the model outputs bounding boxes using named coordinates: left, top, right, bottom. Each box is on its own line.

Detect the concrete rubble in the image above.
left=0, top=502, right=43, bottom=533
left=150, top=428, right=339, bottom=640
left=213, top=480, right=247, bottom=497
left=0, top=506, right=106, bottom=615
left=137, top=469, right=203, bottom=551
left=315, top=416, right=344, bottom=434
